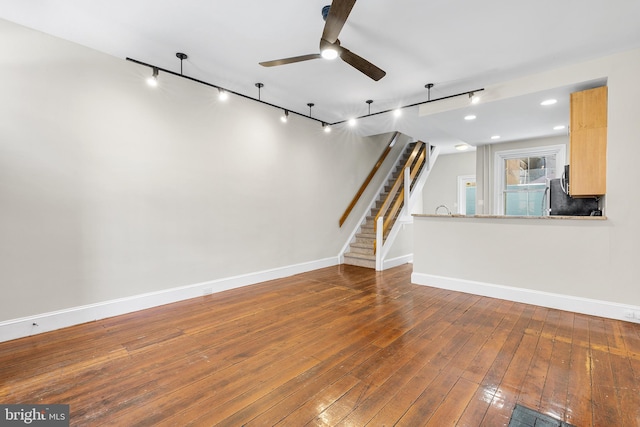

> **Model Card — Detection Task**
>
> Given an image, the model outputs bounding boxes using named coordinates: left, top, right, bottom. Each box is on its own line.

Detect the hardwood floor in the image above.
left=1, top=264, right=639, bottom=426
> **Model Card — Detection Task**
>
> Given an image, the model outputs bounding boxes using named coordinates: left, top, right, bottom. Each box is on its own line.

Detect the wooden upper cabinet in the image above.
left=569, top=86, right=607, bottom=196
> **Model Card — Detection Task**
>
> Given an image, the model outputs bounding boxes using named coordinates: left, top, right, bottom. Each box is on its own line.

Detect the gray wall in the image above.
left=422, top=151, right=476, bottom=215
left=0, top=19, right=392, bottom=321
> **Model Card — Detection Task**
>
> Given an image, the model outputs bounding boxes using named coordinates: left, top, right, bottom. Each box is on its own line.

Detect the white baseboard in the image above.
left=411, top=272, right=640, bottom=324
left=0, top=257, right=339, bottom=343
left=382, top=254, right=413, bottom=270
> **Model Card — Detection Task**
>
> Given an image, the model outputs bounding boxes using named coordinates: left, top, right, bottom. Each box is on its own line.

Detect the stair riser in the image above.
left=350, top=246, right=374, bottom=255
left=355, top=237, right=375, bottom=245
left=343, top=256, right=376, bottom=269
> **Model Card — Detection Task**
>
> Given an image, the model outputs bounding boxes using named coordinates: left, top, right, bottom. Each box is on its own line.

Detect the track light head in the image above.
left=218, top=88, right=229, bottom=101
left=147, top=67, right=159, bottom=87
left=322, top=122, right=331, bottom=133
left=281, top=110, right=289, bottom=123
left=469, top=92, right=480, bottom=104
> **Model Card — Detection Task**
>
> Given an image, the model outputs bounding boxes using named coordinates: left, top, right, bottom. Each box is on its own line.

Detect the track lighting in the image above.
left=366, top=100, right=373, bottom=115
left=147, top=67, right=159, bottom=87
left=255, top=83, right=264, bottom=100
left=425, top=83, right=434, bottom=101
left=469, top=92, right=480, bottom=104
left=176, top=52, right=188, bottom=75
left=393, top=108, right=402, bottom=117
left=129, top=55, right=484, bottom=131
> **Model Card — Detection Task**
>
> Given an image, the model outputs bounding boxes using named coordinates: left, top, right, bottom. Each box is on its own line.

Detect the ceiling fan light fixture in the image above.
left=321, top=47, right=339, bottom=60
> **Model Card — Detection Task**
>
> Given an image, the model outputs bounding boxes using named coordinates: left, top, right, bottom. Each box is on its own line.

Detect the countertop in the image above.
left=413, top=214, right=607, bottom=220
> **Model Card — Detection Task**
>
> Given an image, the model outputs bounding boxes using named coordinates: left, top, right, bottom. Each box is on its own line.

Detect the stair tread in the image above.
left=351, top=241, right=373, bottom=249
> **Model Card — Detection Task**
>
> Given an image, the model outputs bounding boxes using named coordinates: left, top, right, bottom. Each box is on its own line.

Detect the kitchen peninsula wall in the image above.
left=412, top=47, right=640, bottom=321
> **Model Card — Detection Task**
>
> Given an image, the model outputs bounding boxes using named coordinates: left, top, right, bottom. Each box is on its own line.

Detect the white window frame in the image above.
left=457, top=175, right=476, bottom=215
left=493, top=145, right=566, bottom=215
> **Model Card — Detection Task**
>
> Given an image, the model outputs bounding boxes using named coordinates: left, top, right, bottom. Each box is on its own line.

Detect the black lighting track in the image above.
left=126, top=57, right=484, bottom=127
left=330, top=88, right=486, bottom=126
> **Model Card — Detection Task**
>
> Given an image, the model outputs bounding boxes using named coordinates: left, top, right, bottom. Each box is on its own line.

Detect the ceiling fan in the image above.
left=259, top=0, right=386, bottom=81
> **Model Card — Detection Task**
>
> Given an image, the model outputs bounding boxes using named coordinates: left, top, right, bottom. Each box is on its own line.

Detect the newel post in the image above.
left=375, top=216, right=383, bottom=271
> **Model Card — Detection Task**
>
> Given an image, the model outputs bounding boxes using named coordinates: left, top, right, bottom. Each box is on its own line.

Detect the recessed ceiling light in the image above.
left=553, top=125, right=566, bottom=130
left=541, top=99, right=558, bottom=106
left=464, top=115, right=477, bottom=121
left=491, top=135, right=501, bottom=140
left=455, top=144, right=470, bottom=151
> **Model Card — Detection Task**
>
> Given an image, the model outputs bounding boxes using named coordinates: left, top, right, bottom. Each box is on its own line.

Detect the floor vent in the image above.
left=508, top=404, right=576, bottom=427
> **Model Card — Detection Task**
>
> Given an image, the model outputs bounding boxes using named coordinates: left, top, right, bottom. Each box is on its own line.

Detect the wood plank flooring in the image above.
left=1, top=264, right=639, bottom=426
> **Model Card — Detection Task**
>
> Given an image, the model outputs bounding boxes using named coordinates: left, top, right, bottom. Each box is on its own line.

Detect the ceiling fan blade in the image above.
left=259, top=53, right=322, bottom=67
left=338, top=46, right=386, bottom=81
left=322, top=0, right=357, bottom=43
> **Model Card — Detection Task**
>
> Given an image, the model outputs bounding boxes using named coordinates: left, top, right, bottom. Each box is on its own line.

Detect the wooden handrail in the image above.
left=374, top=142, right=423, bottom=229
left=381, top=147, right=426, bottom=234
left=373, top=142, right=427, bottom=253
left=339, top=131, right=399, bottom=227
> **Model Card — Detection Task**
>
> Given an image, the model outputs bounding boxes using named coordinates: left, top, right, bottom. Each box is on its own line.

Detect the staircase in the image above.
left=343, top=142, right=427, bottom=269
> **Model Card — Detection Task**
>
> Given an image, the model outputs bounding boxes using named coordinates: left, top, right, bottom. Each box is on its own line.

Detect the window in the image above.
left=494, top=145, right=565, bottom=216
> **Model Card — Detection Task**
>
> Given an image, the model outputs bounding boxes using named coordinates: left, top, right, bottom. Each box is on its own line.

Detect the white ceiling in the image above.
left=2, top=0, right=640, bottom=152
